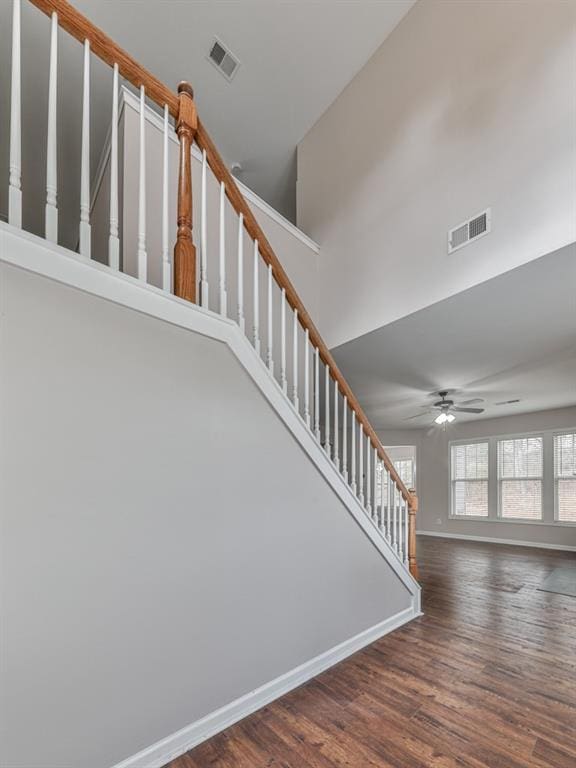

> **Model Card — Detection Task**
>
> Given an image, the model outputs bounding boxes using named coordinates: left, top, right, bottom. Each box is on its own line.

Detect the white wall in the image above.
left=412, top=407, right=576, bottom=548
left=297, top=0, right=576, bottom=348
left=0, top=246, right=413, bottom=768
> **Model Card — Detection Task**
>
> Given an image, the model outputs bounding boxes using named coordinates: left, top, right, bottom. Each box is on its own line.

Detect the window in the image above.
left=554, top=433, right=576, bottom=523
left=394, top=458, right=414, bottom=489
left=497, top=437, right=543, bottom=520
left=451, top=442, right=489, bottom=517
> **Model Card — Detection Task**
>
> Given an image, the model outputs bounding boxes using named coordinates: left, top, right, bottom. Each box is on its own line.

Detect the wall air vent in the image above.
left=448, top=208, right=491, bottom=253
left=208, top=38, right=240, bottom=81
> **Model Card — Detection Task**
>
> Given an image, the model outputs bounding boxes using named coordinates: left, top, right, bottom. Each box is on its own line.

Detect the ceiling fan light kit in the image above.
left=405, top=390, right=487, bottom=427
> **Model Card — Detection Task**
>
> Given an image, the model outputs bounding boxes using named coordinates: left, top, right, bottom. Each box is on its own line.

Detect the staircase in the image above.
left=1, top=2, right=421, bottom=767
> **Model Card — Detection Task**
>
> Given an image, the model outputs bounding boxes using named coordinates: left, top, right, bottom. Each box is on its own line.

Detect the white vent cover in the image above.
left=448, top=208, right=491, bottom=253
left=208, top=38, right=240, bottom=81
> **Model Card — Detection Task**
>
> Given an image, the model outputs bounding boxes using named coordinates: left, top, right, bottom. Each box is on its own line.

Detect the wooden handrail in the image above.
left=26, top=0, right=415, bottom=511
left=195, top=122, right=414, bottom=506
left=28, top=0, right=179, bottom=117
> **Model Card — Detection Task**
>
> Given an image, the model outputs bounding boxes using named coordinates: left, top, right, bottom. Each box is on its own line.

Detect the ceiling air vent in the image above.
left=208, top=38, right=240, bottom=81
left=448, top=208, right=491, bottom=253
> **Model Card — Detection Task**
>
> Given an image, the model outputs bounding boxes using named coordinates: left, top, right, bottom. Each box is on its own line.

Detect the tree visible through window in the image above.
left=497, top=437, right=543, bottom=520
left=451, top=442, right=489, bottom=517
left=554, top=433, right=576, bottom=523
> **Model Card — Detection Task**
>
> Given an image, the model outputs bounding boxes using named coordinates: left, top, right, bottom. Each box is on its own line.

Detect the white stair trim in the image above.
left=109, top=605, right=419, bottom=768
left=1, top=222, right=420, bottom=600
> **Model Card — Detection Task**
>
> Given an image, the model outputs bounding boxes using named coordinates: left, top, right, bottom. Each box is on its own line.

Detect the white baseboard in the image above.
left=110, top=604, right=420, bottom=768
left=417, top=530, right=576, bottom=552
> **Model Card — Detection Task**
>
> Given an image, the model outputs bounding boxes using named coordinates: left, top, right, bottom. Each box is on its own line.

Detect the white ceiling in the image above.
left=31, top=0, right=416, bottom=221
left=332, top=243, right=576, bottom=431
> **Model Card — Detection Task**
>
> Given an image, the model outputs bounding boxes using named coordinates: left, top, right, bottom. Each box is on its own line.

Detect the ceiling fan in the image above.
left=405, top=390, right=485, bottom=425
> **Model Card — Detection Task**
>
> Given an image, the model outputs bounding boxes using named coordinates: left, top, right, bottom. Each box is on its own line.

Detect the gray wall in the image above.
left=383, top=409, right=576, bottom=548
left=0, top=260, right=411, bottom=768
left=297, top=0, right=576, bottom=348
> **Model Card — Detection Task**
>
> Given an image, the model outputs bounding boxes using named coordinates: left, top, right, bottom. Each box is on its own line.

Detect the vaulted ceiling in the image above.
left=0, top=0, right=416, bottom=227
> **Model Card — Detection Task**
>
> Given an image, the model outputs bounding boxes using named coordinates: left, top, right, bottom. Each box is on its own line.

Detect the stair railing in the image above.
left=8, top=0, right=419, bottom=579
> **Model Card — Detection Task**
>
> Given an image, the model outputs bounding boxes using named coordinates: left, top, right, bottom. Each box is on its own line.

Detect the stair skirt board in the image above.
left=417, top=531, right=576, bottom=552
left=110, top=604, right=420, bottom=768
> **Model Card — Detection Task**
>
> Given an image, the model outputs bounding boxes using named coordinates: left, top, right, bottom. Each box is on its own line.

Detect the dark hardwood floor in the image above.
left=167, top=537, right=576, bottom=767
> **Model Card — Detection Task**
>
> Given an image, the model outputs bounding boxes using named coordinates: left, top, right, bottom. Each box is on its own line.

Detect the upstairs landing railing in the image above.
left=6, top=0, right=419, bottom=579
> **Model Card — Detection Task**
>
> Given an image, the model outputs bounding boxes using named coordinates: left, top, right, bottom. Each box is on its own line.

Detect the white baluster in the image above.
left=366, top=435, right=372, bottom=515
left=292, top=310, right=299, bottom=410
left=398, top=488, right=403, bottom=560
left=304, top=329, right=310, bottom=427
left=314, top=347, right=320, bottom=440
left=108, top=63, right=120, bottom=270
left=253, top=240, right=260, bottom=355
left=392, top=482, right=398, bottom=554
left=280, top=289, right=287, bottom=393
left=45, top=11, right=58, bottom=242
left=324, top=365, right=331, bottom=458
left=376, top=453, right=381, bottom=527
left=219, top=182, right=227, bottom=315
left=333, top=380, right=339, bottom=470
left=404, top=497, right=410, bottom=566
left=200, top=149, right=209, bottom=308
left=400, top=494, right=406, bottom=562
left=379, top=462, right=385, bottom=532
left=351, top=411, right=357, bottom=495
left=266, top=264, right=273, bottom=374
left=79, top=39, right=91, bottom=257
left=358, top=422, right=364, bottom=505
left=237, top=213, right=244, bottom=332
left=136, top=85, right=147, bottom=280
left=342, top=396, right=348, bottom=482
left=9, top=0, right=22, bottom=228
left=373, top=448, right=378, bottom=523
left=161, top=103, right=170, bottom=289
left=386, top=470, right=392, bottom=542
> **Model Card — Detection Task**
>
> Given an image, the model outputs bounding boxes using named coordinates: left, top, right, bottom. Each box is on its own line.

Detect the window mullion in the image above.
left=488, top=436, right=498, bottom=520
left=542, top=431, right=554, bottom=523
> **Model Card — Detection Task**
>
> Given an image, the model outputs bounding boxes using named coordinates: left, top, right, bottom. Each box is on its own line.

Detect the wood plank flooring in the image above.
left=166, top=537, right=576, bottom=767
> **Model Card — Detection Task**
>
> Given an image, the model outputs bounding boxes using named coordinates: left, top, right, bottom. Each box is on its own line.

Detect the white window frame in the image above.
left=394, top=458, right=415, bottom=490
left=449, top=427, right=576, bottom=527
left=496, top=435, right=544, bottom=522
left=449, top=440, right=490, bottom=520
left=553, top=430, right=576, bottom=524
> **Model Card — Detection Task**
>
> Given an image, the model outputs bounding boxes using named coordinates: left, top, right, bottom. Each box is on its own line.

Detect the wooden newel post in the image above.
left=408, top=490, right=419, bottom=580
left=174, top=81, right=197, bottom=302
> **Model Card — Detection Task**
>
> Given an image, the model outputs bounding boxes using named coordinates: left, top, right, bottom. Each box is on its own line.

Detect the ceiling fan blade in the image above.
left=403, top=411, right=431, bottom=421
left=452, top=406, right=484, bottom=413
left=458, top=398, right=484, bottom=405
